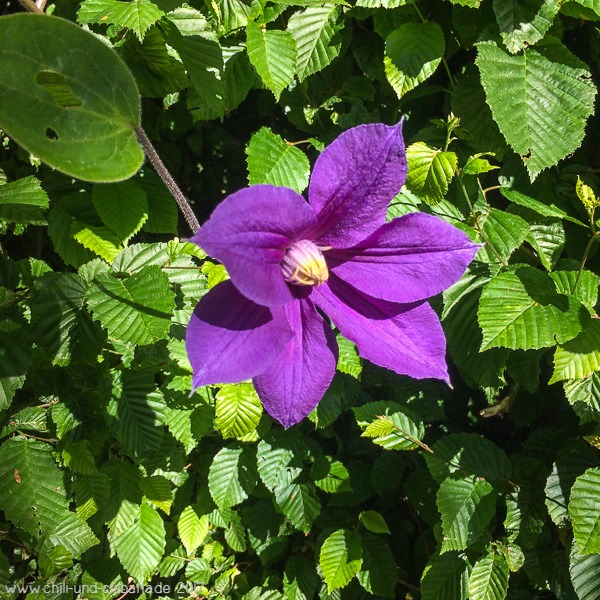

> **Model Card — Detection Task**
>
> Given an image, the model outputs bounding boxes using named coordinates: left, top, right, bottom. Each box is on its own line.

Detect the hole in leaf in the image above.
left=45, top=127, right=59, bottom=141
left=36, top=70, right=83, bottom=108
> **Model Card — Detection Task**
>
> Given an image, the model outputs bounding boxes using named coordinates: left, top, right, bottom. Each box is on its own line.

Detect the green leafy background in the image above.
left=1, top=0, right=600, bottom=598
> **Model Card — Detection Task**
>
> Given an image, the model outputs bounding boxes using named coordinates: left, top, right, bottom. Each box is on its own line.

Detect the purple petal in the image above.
left=186, top=280, right=293, bottom=387
left=307, top=123, right=407, bottom=247
left=254, top=299, right=338, bottom=428
left=313, top=275, right=449, bottom=382
left=327, top=213, right=480, bottom=303
left=191, top=185, right=317, bottom=307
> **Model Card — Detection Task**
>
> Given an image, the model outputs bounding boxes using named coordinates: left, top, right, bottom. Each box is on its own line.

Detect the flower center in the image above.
left=281, top=239, right=329, bottom=286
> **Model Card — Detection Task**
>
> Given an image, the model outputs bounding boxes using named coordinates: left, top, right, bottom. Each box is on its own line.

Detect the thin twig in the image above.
left=135, top=127, right=200, bottom=234
left=480, top=383, right=520, bottom=418
left=17, top=0, right=43, bottom=12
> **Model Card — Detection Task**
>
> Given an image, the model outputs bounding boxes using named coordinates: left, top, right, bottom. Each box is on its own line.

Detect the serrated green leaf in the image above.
left=31, top=272, right=104, bottom=365
left=356, top=533, right=397, bottom=596
left=438, top=476, right=497, bottom=552
left=551, top=320, right=600, bottom=383
left=63, top=440, right=97, bottom=475
left=480, top=208, right=530, bottom=263
left=87, top=266, right=175, bottom=345
left=257, top=430, right=306, bottom=490
left=359, top=510, right=390, bottom=534
left=0, top=14, right=143, bottom=181
left=284, top=555, right=320, bottom=600
left=421, top=552, right=471, bottom=600
left=476, top=39, right=597, bottom=180
left=336, top=335, right=362, bottom=379
left=166, top=403, right=214, bottom=454
left=0, top=176, right=49, bottom=226
left=0, top=437, right=69, bottom=539
left=103, top=461, right=143, bottom=539
left=406, top=142, right=457, bottom=205
left=246, top=22, right=297, bottom=100
left=570, top=541, right=600, bottom=600
left=478, top=266, right=588, bottom=351
left=500, top=188, right=587, bottom=227
left=161, top=20, right=225, bottom=117
left=384, top=22, right=445, bottom=98
left=113, top=503, right=166, bottom=583
left=274, top=482, right=320, bottom=532
left=140, top=475, right=173, bottom=514
left=493, top=0, right=560, bottom=54
left=208, top=446, right=255, bottom=509
left=78, top=0, right=164, bottom=41
left=287, top=5, right=342, bottom=81
left=73, top=225, right=123, bottom=263
left=47, top=512, right=100, bottom=558
left=526, top=218, right=565, bottom=272
left=551, top=270, right=599, bottom=310
left=425, top=432, right=511, bottom=483
left=353, top=401, right=424, bottom=450
left=74, top=471, right=110, bottom=521
left=92, top=181, right=148, bottom=243
left=178, top=505, right=210, bottom=555
left=569, top=467, right=600, bottom=554
left=39, top=545, right=73, bottom=579
left=0, top=309, right=32, bottom=410
left=468, top=554, right=509, bottom=600
left=108, top=369, right=168, bottom=457
left=319, top=529, right=363, bottom=594
left=312, top=456, right=351, bottom=494
left=463, top=154, right=498, bottom=175
left=216, top=383, right=263, bottom=439
left=246, top=127, right=310, bottom=193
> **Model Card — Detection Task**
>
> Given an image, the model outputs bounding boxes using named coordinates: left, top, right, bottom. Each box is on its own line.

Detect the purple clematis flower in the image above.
left=186, top=123, right=479, bottom=427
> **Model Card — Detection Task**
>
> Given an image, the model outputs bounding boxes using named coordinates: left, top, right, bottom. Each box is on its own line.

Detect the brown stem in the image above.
left=17, top=0, right=43, bottom=12
left=135, top=127, right=200, bottom=234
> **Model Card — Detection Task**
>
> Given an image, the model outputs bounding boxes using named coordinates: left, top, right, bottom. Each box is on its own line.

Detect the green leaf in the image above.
left=384, top=22, right=445, bottom=98
left=92, top=181, right=148, bottom=243
left=0, top=14, right=143, bottom=182
left=421, top=552, right=471, bottom=600
left=31, top=272, right=104, bottom=365
left=551, top=320, right=600, bottom=383
left=107, top=369, right=168, bottom=457
left=246, top=127, right=310, bottom=193
left=73, top=225, right=123, bottom=263
left=493, top=0, right=560, bottom=54
left=480, top=208, right=530, bottom=263
left=359, top=510, right=390, bottom=534
left=500, top=188, right=587, bottom=227
left=161, top=20, right=225, bottom=117
left=178, top=506, right=210, bottom=554
left=425, top=432, right=511, bottom=483
left=136, top=169, right=178, bottom=235
left=78, top=0, right=164, bottom=41
left=208, top=446, right=255, bottom=509
left=353, top=401, right=424, bottom=451
left=312, top=456, right=351, bottom=493
left=284, top=555, right=320, bottom=600
left=246, top=22, right=297, bottom=100
left=319, top=529, right=363, bottom=594
left=113, top=503, right=166, bottom=583
left=0, top=437, right=69, bottom=539
left=215, top=383, right=263, bottom=439
left=287, top=5, right=342, bottom=81
left=0, top=176, right=49, bottom=226
left=274, top=482, right=320, bottom=532
left=356, top=533, right=398, bottom=597
left=87, top=266, right=176, bottom=345
left=570, top=541, right=600, bottom=600
left=438, top=476, right=497, bottom=552
left=46, top=512, right=99, bottom=559
left=166, top=403, right=213, bottom=454
left=406, top=142, right=457, bottom=205
left=569, top=467, right=600, bottom=554
left=336, top=336, right=362, bottom=379
left=476, top=39, right=597, bottom=180
left=468, top=554, right=510, bottom=600
left=551, top=270, right=599, bottom=310
left=0, top=309, right=32, bottom=410
left=103, top=461, right=143, bottom=539
left=525, top=218, right=565, bottom=272
left=256, top=430, right=305, bottom=490
left=478, top=266, right=588, bottom=351
left=140, top=475, right=173, bottom=514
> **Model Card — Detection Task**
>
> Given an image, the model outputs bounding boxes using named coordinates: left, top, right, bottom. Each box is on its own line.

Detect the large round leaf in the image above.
left=0, top=14, right=142, bottom=182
